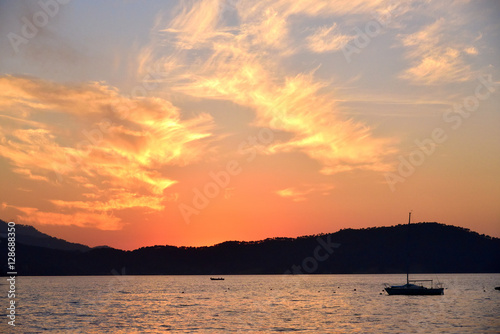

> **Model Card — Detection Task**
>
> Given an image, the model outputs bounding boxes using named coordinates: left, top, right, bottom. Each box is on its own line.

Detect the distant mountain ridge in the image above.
left=0, top=219, right=90, bottom=252
left=1, top=220, right=499, bottom=275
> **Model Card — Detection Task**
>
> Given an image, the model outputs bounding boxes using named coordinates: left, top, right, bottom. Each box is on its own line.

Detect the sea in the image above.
left=1, top=274, right=498, bottom=333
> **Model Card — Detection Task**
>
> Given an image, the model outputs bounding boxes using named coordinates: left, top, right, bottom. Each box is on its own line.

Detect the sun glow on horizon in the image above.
left=0, top=0, right=499, bottom=249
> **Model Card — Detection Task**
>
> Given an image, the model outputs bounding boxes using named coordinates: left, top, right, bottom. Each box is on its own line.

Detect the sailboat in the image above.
left=384, top=212, right=444, bottom=296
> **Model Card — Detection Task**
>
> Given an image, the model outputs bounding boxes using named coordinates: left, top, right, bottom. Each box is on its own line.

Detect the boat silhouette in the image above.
left=384, top=212, right=444, bottom=296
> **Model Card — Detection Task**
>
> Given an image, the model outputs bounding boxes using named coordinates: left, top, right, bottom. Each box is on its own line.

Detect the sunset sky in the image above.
left=0, top=0, right=499, bottom=250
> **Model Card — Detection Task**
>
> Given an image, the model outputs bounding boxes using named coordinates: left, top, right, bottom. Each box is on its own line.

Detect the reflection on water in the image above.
left=0, top=274, right=498, bottom=333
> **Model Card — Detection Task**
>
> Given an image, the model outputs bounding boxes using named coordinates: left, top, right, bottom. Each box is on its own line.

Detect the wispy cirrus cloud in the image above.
left=7, top=204, right=122, bottom=231
left=0, top=75, right=217, bottom=230
left=306, top=23, right=353, bottom=53
left=276, top=183, right=334, bottom=202
left=51, top=192, right=165, bottom=212
left=140, top=0, right=398, bottom=176
left=398, top=16, right=479, bottom=85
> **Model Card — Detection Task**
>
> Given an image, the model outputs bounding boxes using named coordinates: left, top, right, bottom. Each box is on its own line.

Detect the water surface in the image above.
left=1, top=274, right=498, bottom=333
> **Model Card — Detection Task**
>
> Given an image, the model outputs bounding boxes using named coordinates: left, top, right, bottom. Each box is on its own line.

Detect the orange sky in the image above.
left=0, top=0, right=499, bottom=250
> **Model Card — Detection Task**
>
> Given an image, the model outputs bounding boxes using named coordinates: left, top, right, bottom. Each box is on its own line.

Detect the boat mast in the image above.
left=407, top=211, right=411, bottom=285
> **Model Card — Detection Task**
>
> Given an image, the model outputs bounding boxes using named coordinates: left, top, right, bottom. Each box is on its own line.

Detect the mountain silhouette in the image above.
left=1, top=220, right=499, bottom=275
left=0, top=220, right=90, bottom=252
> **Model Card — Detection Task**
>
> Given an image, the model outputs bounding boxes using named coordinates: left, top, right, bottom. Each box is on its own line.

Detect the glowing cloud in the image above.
left=0, top=75, right=217, bottom=230
left=5, top=204, right=122, bottom=230
left=276, top=184, right=334, bottom=202
left=399, top=18, right=478, bottom=84
left=140, top=0, right=397, bottom=176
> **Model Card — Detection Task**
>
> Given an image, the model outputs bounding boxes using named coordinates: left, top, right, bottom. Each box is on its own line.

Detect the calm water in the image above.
left=1, top=274, right=498, bottom=333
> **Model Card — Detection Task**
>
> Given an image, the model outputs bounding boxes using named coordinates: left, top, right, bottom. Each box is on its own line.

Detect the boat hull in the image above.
left=385, top=287, right=444, bottom=295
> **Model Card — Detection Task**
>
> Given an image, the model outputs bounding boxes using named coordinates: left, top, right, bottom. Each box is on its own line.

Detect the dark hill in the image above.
left=1, top=221, right=499, bottom=275
left=0, top=219, right=90, bottom=252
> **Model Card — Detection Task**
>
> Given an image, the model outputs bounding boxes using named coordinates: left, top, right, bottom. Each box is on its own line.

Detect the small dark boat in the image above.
left=385, top=212, right=444, bottom=296
left=495, top=287, right=500, bottom=291
left=210, top=277, right=225, bottom=281
left=385, top=280, right=443, bottom=295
